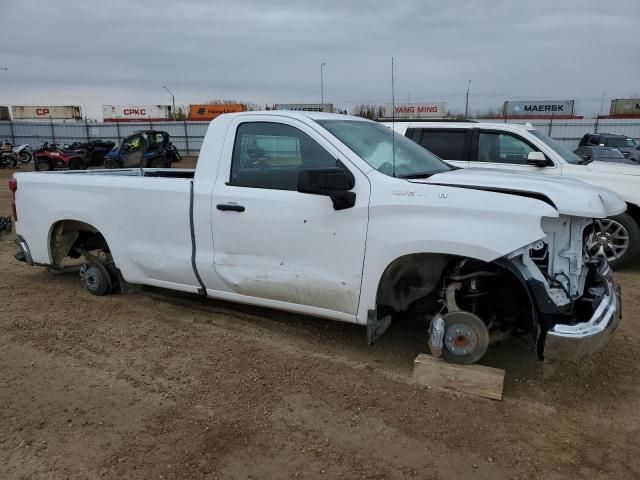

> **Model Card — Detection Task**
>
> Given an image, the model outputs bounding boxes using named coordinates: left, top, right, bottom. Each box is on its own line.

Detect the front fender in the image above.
left=355, top=183, right=559, bottom=324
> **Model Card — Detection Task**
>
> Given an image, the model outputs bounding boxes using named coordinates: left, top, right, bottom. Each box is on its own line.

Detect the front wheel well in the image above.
left=373, top=253, right=536, bottom=340
left=49, top=220, right=110, bottom=267
left=624, top=203, right=640, bottom=226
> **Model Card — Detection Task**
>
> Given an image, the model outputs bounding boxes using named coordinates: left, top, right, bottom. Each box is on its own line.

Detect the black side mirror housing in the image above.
left=526, top=151, right=551, bottom=167
left=297, top=167, right=356, bottom=210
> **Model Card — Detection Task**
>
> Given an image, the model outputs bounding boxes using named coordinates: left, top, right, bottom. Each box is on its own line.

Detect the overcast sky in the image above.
left=1, top=0, right=638, bottom=119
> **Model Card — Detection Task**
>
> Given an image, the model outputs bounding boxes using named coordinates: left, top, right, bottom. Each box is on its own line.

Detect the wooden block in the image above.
left=413, top=354, right=505, bottom=401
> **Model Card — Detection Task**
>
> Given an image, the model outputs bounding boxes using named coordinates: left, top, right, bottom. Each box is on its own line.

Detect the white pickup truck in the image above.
left=387, top=121, right=640, bottom=268
left=10, top=112, right=623, bottom=364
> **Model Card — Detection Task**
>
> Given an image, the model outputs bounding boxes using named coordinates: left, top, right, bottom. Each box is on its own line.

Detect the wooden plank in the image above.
left=413, top=354, right=505, bottom=401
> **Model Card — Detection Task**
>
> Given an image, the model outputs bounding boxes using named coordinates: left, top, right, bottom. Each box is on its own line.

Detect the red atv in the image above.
left=34, top=142, right=87, bottom=171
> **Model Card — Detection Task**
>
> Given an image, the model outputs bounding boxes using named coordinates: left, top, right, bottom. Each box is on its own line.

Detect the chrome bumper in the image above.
left=544, top=262, right=621, bottom=361
left=14, top=234, right=34, bottom=265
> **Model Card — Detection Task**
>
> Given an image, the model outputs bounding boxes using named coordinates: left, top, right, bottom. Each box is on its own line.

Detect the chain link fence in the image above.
left=2, top=117, right=640, bottom=154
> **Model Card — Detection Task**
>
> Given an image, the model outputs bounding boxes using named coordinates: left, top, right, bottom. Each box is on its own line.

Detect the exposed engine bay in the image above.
left=374, top=215, right=608, bottom=364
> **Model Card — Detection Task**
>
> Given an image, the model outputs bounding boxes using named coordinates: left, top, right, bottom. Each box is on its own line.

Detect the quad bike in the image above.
left=33, top=142, right=87, bottom=171
left=14, top=144, right=34, bottom=163
left=0, top=141, right=18, bottom=168
left=64, top=140, right=115, bottom=166
left=103, top=130, right=181, bottom=169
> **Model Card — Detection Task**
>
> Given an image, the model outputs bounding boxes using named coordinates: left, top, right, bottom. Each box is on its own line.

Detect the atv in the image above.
left=103, top=130, right=182, bottom=169
left=64, top=140, right=116, bottom=166
left=33, top=142, right=88, bottom=171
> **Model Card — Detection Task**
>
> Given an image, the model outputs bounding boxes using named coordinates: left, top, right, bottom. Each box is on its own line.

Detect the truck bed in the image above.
left=14, top=168, right=201, bottom=292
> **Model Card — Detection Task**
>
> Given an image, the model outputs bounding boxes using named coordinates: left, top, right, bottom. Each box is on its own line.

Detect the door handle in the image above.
left=216, top=203, right=245, bottom=212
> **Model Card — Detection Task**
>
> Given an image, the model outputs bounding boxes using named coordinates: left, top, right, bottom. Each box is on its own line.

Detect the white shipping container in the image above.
left=12, top=105, right=81, bottom=120
left=102, top=105, right=171, bottom=122
left=384, top=102, right=447, bottom=119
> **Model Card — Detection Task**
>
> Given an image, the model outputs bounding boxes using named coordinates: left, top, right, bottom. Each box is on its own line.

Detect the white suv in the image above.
left=387, top=121, right=640, bottom=268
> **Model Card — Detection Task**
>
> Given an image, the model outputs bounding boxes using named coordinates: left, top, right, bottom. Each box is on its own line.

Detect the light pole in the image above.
left=163, top=86, right=176, bottom=120
left=465, top=80, right=471, bottom=117
left=320, top=62, right=326, bottom=106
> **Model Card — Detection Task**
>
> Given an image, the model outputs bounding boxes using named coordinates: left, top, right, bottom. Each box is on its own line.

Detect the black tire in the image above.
left=587, top=213, right=640, bottom=269
left=68, top=157, right=87, bottom=170
left=34, top=158, right=52, bottom=171
left=18, top=151, right=33, bottom=163
left=79, top=262, right=112, bottom=296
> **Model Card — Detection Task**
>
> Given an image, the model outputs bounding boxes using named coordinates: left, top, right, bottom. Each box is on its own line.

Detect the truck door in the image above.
left=210, top=117, right=370, bottom=318
left=120, top=134, right=147, bottom=168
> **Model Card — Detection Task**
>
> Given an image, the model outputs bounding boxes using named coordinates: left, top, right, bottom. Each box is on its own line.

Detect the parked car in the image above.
left=33, top=142, right=87, bottom=171
left=388, top=121, right=640, bottom=268
left=574, top=146, right=638, bottom=165
left=12, top=111, right=623, bottom=365
left=579, top=133, right=638, bottom=158
left=103, top=130, right=181, bottom=169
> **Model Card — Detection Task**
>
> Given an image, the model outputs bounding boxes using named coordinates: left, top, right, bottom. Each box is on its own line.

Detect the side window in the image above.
left=418, top=130, right=468, bottom=160
left=230, top=122, right=338, bottom=190
left=477, top=132, right=538, bottom=165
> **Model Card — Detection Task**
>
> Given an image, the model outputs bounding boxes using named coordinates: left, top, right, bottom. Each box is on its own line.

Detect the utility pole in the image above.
left=163, top=86, right=176, bottom=120
left=465, top=80, right=471, bottom=117
left=320, top=62, right=326, bottom=106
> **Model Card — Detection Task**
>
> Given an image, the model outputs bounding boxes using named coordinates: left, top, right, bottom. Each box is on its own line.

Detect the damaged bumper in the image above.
left=543, top=261, right=621, bottom=361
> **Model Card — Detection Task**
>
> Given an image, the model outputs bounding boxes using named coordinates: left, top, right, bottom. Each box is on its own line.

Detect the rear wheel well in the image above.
left=49, top=220, right=110, bottom=268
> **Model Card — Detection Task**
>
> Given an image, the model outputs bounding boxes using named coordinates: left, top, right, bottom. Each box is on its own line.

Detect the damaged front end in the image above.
left=506, top=215, right=622, bottom=361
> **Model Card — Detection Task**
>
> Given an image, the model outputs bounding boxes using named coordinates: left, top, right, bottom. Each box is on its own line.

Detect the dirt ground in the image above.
left=1, top=162, right=639, bottom=480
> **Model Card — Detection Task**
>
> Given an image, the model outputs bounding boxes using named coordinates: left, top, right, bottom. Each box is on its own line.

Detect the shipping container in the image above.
left=189, top=104, right=247, bottom=121
left=609, top=99, right=640, bottom=117
left=503, top=100, right=576, bottom=118
left=273, top=103, right=333, bottom=113
left=12, top=105, right=82, bottom=120
left=102, top=105, right=172, bottom=122
left=384, top=102, right=447, bottom=119
left=0, top=106, right=10, bottom=121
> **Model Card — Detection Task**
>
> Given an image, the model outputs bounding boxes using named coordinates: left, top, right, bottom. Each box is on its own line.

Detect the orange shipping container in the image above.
left=189, top=104, right=247, bottom=121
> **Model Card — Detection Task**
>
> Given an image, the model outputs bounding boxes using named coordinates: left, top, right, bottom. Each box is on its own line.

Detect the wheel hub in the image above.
left=444, top=323, right=479, bottom=356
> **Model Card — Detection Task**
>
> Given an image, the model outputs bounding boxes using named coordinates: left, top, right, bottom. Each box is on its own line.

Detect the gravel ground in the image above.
left=0, top=162, right=639, bottom=479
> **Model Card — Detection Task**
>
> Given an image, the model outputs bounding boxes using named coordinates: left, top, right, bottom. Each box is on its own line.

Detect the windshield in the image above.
left=317, top=120, right=451, bottom=178
left=607, top=137, right=637, bottom=148
left=529, top=130, right=585, bottom=164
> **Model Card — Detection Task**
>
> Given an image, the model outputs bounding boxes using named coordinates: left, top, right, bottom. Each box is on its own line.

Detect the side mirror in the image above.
left=527, top=151, right=550, bottom=167
left=297, top=167, right=356, bottom=210
left=580, top=154, right=591, bottom=161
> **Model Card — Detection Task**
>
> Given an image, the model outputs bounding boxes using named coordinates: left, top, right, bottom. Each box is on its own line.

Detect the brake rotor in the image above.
left=440, top=311, right=489, bottom=365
